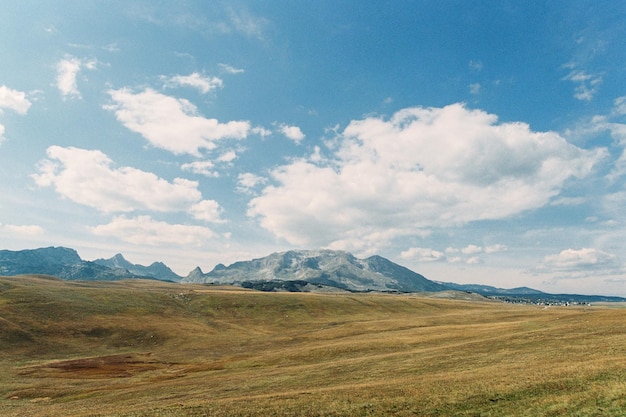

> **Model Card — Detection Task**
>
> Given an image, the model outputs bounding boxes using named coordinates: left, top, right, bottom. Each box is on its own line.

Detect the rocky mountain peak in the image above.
left=181, top=249, right=447, bottom=292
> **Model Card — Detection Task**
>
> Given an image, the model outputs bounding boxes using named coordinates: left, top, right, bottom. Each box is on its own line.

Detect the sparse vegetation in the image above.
left=1, top=275, right=626, bottom=416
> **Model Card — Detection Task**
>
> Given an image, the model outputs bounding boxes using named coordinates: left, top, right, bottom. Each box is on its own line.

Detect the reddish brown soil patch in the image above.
left=18, top=353, right=163, bottom=378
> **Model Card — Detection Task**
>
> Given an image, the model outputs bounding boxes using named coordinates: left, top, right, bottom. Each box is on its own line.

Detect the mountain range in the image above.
left=1, top=246, right=625, bottom=302
left=0, top=247, right=180, bottom=282
left=182, top=249, right=447, bottom=292
left=93, top=253, right=182, bottom=282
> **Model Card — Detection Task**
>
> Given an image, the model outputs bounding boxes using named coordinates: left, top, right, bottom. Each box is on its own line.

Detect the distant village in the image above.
left=488, top=295, right=592, bottom=307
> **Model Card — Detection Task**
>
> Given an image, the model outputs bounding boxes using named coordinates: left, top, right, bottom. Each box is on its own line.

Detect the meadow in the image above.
left=1, top=275, right=625, bottom=416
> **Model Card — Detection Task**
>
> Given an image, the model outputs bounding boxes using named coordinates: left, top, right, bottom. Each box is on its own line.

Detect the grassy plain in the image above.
left=1, top=275, right=626, bottom=416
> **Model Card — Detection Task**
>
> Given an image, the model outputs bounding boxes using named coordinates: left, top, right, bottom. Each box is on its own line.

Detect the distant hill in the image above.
left=438, top=281, right=626, bottom=304
left=438, top=282, right=547, bottom=296
left=94, top=253, right=181, bottom=282
left=182, top=249, right=448, bottom=293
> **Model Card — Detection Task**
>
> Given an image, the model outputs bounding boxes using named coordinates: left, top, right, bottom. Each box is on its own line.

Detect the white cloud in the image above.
left=402, top=243, right=506, bottom=265
left=0, top=85, right=32, bottom=143
left=56, top=55, right=97, bottom=99
left=252, top=126, right=272, bottom=137
left=538, top=248, right=621, bottom=275
left=180, top=150, right=237, bottom=178
left=189, top=199, right=226, bottom=223
left=32, top=146, right=202, bottom=212
left=400, top=247, right=445, bottom=262
left=461, top=244, right=483, bottom=255
left=469, top=83, right=481, bottom=95
left=563, top=70, right=602, bottom=102
left=217, top=150, right=237, bottom=162
left=613, top=96, right=626, bottom=116
left=248, top=104, right=606, bottom=252
left=237, top=172, right=267, bottom=194
left=181, top=160, right=218, bottom=177
left=0, top=86, right=32, bottom=115
left=91, top=215, right=215, bottom=246
left=219, top=63, right=244, bottom=74
left=484, top=244, right=508, bottom=254
left=1, top=223, right=45, bottom=235
left=278, top=124, right=305, bottom=142
left=166, top=72, right=223, bottom=94
left=105, top=88, right=250, bottom=155
left=565, top=100, right=626, bottom=182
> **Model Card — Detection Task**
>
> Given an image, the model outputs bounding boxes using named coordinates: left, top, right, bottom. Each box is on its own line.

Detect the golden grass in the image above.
left=1, top=275, right=626, bottom=416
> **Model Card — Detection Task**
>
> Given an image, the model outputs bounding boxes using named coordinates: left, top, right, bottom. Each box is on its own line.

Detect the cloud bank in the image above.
left=249, top=104, right=606, bottom=253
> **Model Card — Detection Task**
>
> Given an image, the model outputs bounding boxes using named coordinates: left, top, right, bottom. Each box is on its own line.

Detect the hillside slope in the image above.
left=2, top=275, right=626, bottom=416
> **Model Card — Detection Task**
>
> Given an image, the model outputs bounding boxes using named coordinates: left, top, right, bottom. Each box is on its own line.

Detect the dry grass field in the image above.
left=1, top=275, right=626, bottom=416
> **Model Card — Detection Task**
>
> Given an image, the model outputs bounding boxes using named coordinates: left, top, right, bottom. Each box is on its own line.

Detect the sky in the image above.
left=1, top=1, right=626, bottom=296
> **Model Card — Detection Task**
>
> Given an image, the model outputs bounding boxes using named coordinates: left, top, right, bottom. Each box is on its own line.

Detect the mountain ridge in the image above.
left=182, top=249, right=448, bottom=293
left=2, top=246, right=626, bottom=302
left=94, top=253, right=181, bottom=282
left=0, top=247, right=132, bottom=281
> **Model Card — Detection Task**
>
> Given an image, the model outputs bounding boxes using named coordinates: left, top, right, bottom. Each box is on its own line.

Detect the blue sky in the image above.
left=2, top=1, right=626, bottom=295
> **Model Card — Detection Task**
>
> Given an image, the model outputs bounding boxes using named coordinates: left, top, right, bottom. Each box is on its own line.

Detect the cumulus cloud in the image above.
left=180, top=150, right=238, bottom=178
left=91, top=215, right=214, bottom=246
left=237, top=172, right=267, bottom=194
left=0, top=85, right=32, bottom=143
left=56, top=55, right=97, bottom=99
left=165, top=72, right=223, bottom=94
left=32, top=146, right=202, bottom=212
left=461, top=244, right=483, bottom=255
left=105, top=88, right=250, bottom=155
left=217, top=150, right=237, bottom=162
left=401, top=243, right=507, bottom=264
left=400, top=247, right=445, bottom=262
left=181, top=160, right=218, bottom=177
left=484, top=244, right=508, bottom=254
left=248, top=104, right=606, bottom=251
left=0, top=86, right=32, bottom=115
left=252, top=126, right=272, bottom=137
left=537, top=248, right=622, bottom=276
left=189, top=199, right=226, bottom=223
left=278, top=124, right=305, bottom=142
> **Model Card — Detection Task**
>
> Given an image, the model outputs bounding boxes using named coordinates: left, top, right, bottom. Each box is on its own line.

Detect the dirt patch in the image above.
left=17, top=353, right=163, bottom=379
